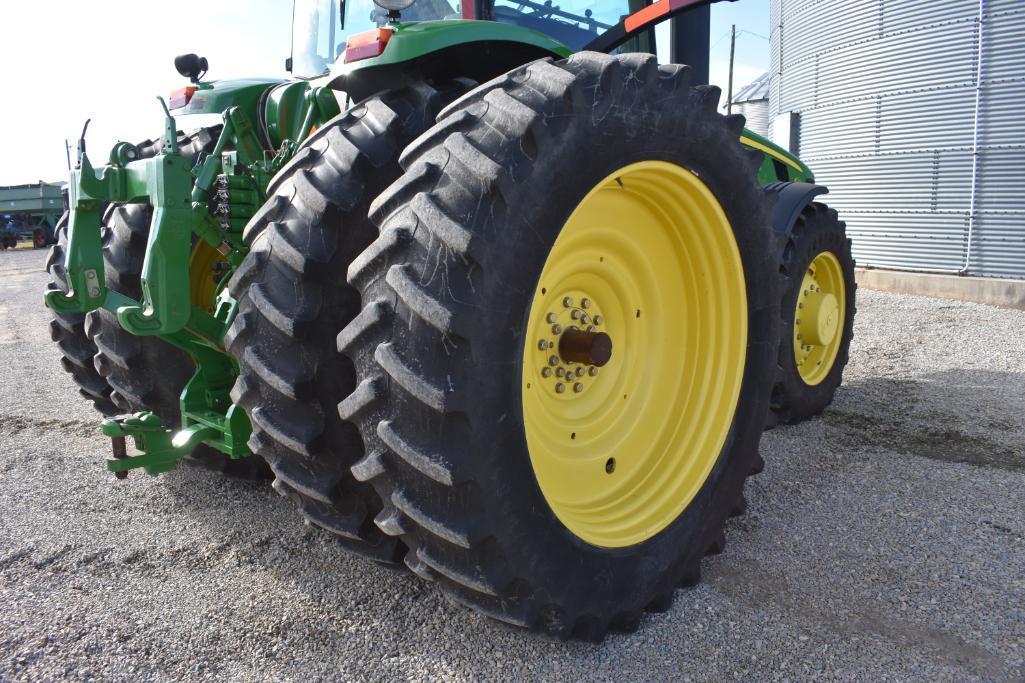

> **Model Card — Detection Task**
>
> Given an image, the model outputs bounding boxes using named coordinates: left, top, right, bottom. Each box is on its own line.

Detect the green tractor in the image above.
left=46, top=0, right=856, bottom=638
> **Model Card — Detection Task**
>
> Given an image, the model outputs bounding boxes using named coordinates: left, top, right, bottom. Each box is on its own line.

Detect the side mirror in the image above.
left=174, top=53, right=209, bottom=84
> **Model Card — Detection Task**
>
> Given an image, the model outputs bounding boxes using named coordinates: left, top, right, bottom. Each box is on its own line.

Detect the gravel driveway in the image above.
left=1, top=248, right=1023, bottom=681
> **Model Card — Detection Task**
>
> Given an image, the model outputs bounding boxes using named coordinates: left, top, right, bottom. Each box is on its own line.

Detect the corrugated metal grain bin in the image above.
left=770, top=0, right=1025, bottom=279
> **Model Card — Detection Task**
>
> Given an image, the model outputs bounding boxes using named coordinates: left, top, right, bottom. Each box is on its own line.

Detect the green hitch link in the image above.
left=102, top=412, right=216, bottom=477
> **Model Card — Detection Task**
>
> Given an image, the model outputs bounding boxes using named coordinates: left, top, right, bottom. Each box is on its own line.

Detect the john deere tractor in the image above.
left=46, top=0, right=856, bottom=638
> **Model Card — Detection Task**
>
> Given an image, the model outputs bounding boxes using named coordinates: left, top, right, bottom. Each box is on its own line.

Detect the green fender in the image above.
left=329, top=20, right=573, bottom=102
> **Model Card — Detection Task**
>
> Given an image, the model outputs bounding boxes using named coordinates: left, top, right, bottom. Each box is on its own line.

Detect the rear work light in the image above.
left=168, top=86, right=198, bottom=110
left=344, top=28, right=393, bottom=63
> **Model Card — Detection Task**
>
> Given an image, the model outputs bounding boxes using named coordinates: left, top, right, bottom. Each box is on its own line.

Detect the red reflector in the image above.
left=344, top=28, right=393, bottom=63
left=169, top=86, right=197, bottom=110
left=624, top=0, right=698, bottom=33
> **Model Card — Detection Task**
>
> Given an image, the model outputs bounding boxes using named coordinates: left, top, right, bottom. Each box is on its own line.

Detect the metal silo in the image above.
left=770, top=0, right=1025, bottom=280
left=728, top=72, right=770, bottom=137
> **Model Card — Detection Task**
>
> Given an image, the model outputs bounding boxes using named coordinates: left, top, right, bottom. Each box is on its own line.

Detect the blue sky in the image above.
left=0, top=0, right=770, bottom=184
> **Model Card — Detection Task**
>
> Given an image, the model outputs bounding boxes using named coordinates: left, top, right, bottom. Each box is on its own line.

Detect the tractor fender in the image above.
left=763, top=181, right=829, bottom=235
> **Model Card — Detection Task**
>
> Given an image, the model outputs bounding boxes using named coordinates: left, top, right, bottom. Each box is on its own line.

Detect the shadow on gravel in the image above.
left=822, top=370, right=1025, bottom=471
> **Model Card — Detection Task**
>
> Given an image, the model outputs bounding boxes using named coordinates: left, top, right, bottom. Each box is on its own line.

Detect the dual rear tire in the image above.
left=232, top=53, right=779, bottom=638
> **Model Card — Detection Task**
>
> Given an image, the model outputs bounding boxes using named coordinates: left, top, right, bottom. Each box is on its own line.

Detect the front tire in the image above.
left=769, top=202, right=856, bottom=425
left=341, top=53, right=779, bottom=639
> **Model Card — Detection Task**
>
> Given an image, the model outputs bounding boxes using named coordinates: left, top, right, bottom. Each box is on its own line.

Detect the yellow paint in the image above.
left=740, top=135, right=804, bottom=172
left=793, top=250, right=846, bottom=385
left=521, top=161, right=748, bottom=548
left=188, top=241, right=228, bottom=314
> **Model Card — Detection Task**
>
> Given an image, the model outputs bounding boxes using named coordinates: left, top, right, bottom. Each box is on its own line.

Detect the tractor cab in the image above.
left=291, top=0, right=672, bottom=82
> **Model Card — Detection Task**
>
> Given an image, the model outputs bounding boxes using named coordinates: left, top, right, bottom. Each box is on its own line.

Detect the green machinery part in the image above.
left=46, top=86, right=340, bottom=475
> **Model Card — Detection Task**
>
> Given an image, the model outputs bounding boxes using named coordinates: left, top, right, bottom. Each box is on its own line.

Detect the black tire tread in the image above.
left=226, top=82, right=473, bottom=561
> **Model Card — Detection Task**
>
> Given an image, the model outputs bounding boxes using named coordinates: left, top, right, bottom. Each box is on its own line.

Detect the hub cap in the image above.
left=521, top=161, right=748, bottom=548
left=793, top=251, right=846, bottom=386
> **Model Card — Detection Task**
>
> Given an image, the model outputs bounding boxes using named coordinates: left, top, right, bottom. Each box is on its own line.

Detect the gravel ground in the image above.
left=1, top=247, right=1023, bottom=682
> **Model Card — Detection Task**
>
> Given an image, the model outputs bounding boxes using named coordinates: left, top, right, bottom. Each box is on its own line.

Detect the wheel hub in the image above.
left=793, top=250, right=846, bottom=385
left=530, top=292, right=609, bottom=396
left=521, top=161, right=748, bottom=548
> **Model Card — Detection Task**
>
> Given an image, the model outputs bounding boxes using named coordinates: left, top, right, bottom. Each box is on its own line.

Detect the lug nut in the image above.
left=541, top=368, right=552, bottom=378
left=563, top=297, right=574, bottom=308
left=575, top=367, right=585, bottom=377
left=548, top=355, right=559, bottom=366
left=571, top=310, right=581, bottom=320
left=556, top=368, right=566, bottom=378
left=574, top=383, right=584, bottom=393
left=581, top=298, right=591, bottom=309
left=538, top=340, right=549, bottom=350
left=589, top=367, right=599, bottom=376
left=593, top=315, right=602, bottom=326
left=580, top=314, right=590, bottom=325
left=555, top=383, right=566, bottom=394
left=547, top=313, right=557, bottom=323
left=552, top=324, right=563, bottom=335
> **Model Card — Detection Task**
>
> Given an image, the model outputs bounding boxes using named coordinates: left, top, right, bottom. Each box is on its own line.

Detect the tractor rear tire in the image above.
left=341, top=53, right=779, bottom=639
left=769, top=202, right=855, bottom=425
left=85, top=127, right=270, bottom=480
left=45, top=213, right=119, bottom=415
left=226, top=81, right=473, bottom=561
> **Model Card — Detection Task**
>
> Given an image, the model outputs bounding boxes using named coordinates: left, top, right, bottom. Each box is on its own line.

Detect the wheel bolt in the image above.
left=571, top=310, right=581, bottom=320
left=796, top=319, right=802, bottom=325
left=552, top=324, right=562, bottom=335
left=556, top=368, right=566, bottom=378
left=576, top=367, right=585, bottom=377
left=538, top=340, right=549, bottom=350
left=541, top=367, right=552, bottom=378
left=580, top=314, right=590, bottom=325
left=555, top=383, right=566, bottom=394
left=581, top=298, right=591, bottom=309
left=574, top=383, right=584, bottom=393
left=589, top=367, right=598, bottom=376
left=546, top=313, right=557, bottom=323
left=563, top=297, right=574, bottom=308
left=796, top=333, right=802, bottom=340
left=548, top=355, right=559, bottom=366
left=593, top=315, right=602, bottom=325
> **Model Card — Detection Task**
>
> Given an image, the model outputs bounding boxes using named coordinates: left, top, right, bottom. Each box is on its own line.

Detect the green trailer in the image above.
left=1, top=182, right=63, bottom=248
left=44, top=0, right=857, bottom=639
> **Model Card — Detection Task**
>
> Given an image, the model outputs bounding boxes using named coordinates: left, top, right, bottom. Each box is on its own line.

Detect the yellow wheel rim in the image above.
left=793, top=251, right=845, bottom=386
left=189, top=241, right=229, bottom=314
left=520, top=161, right=748, bottom=548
